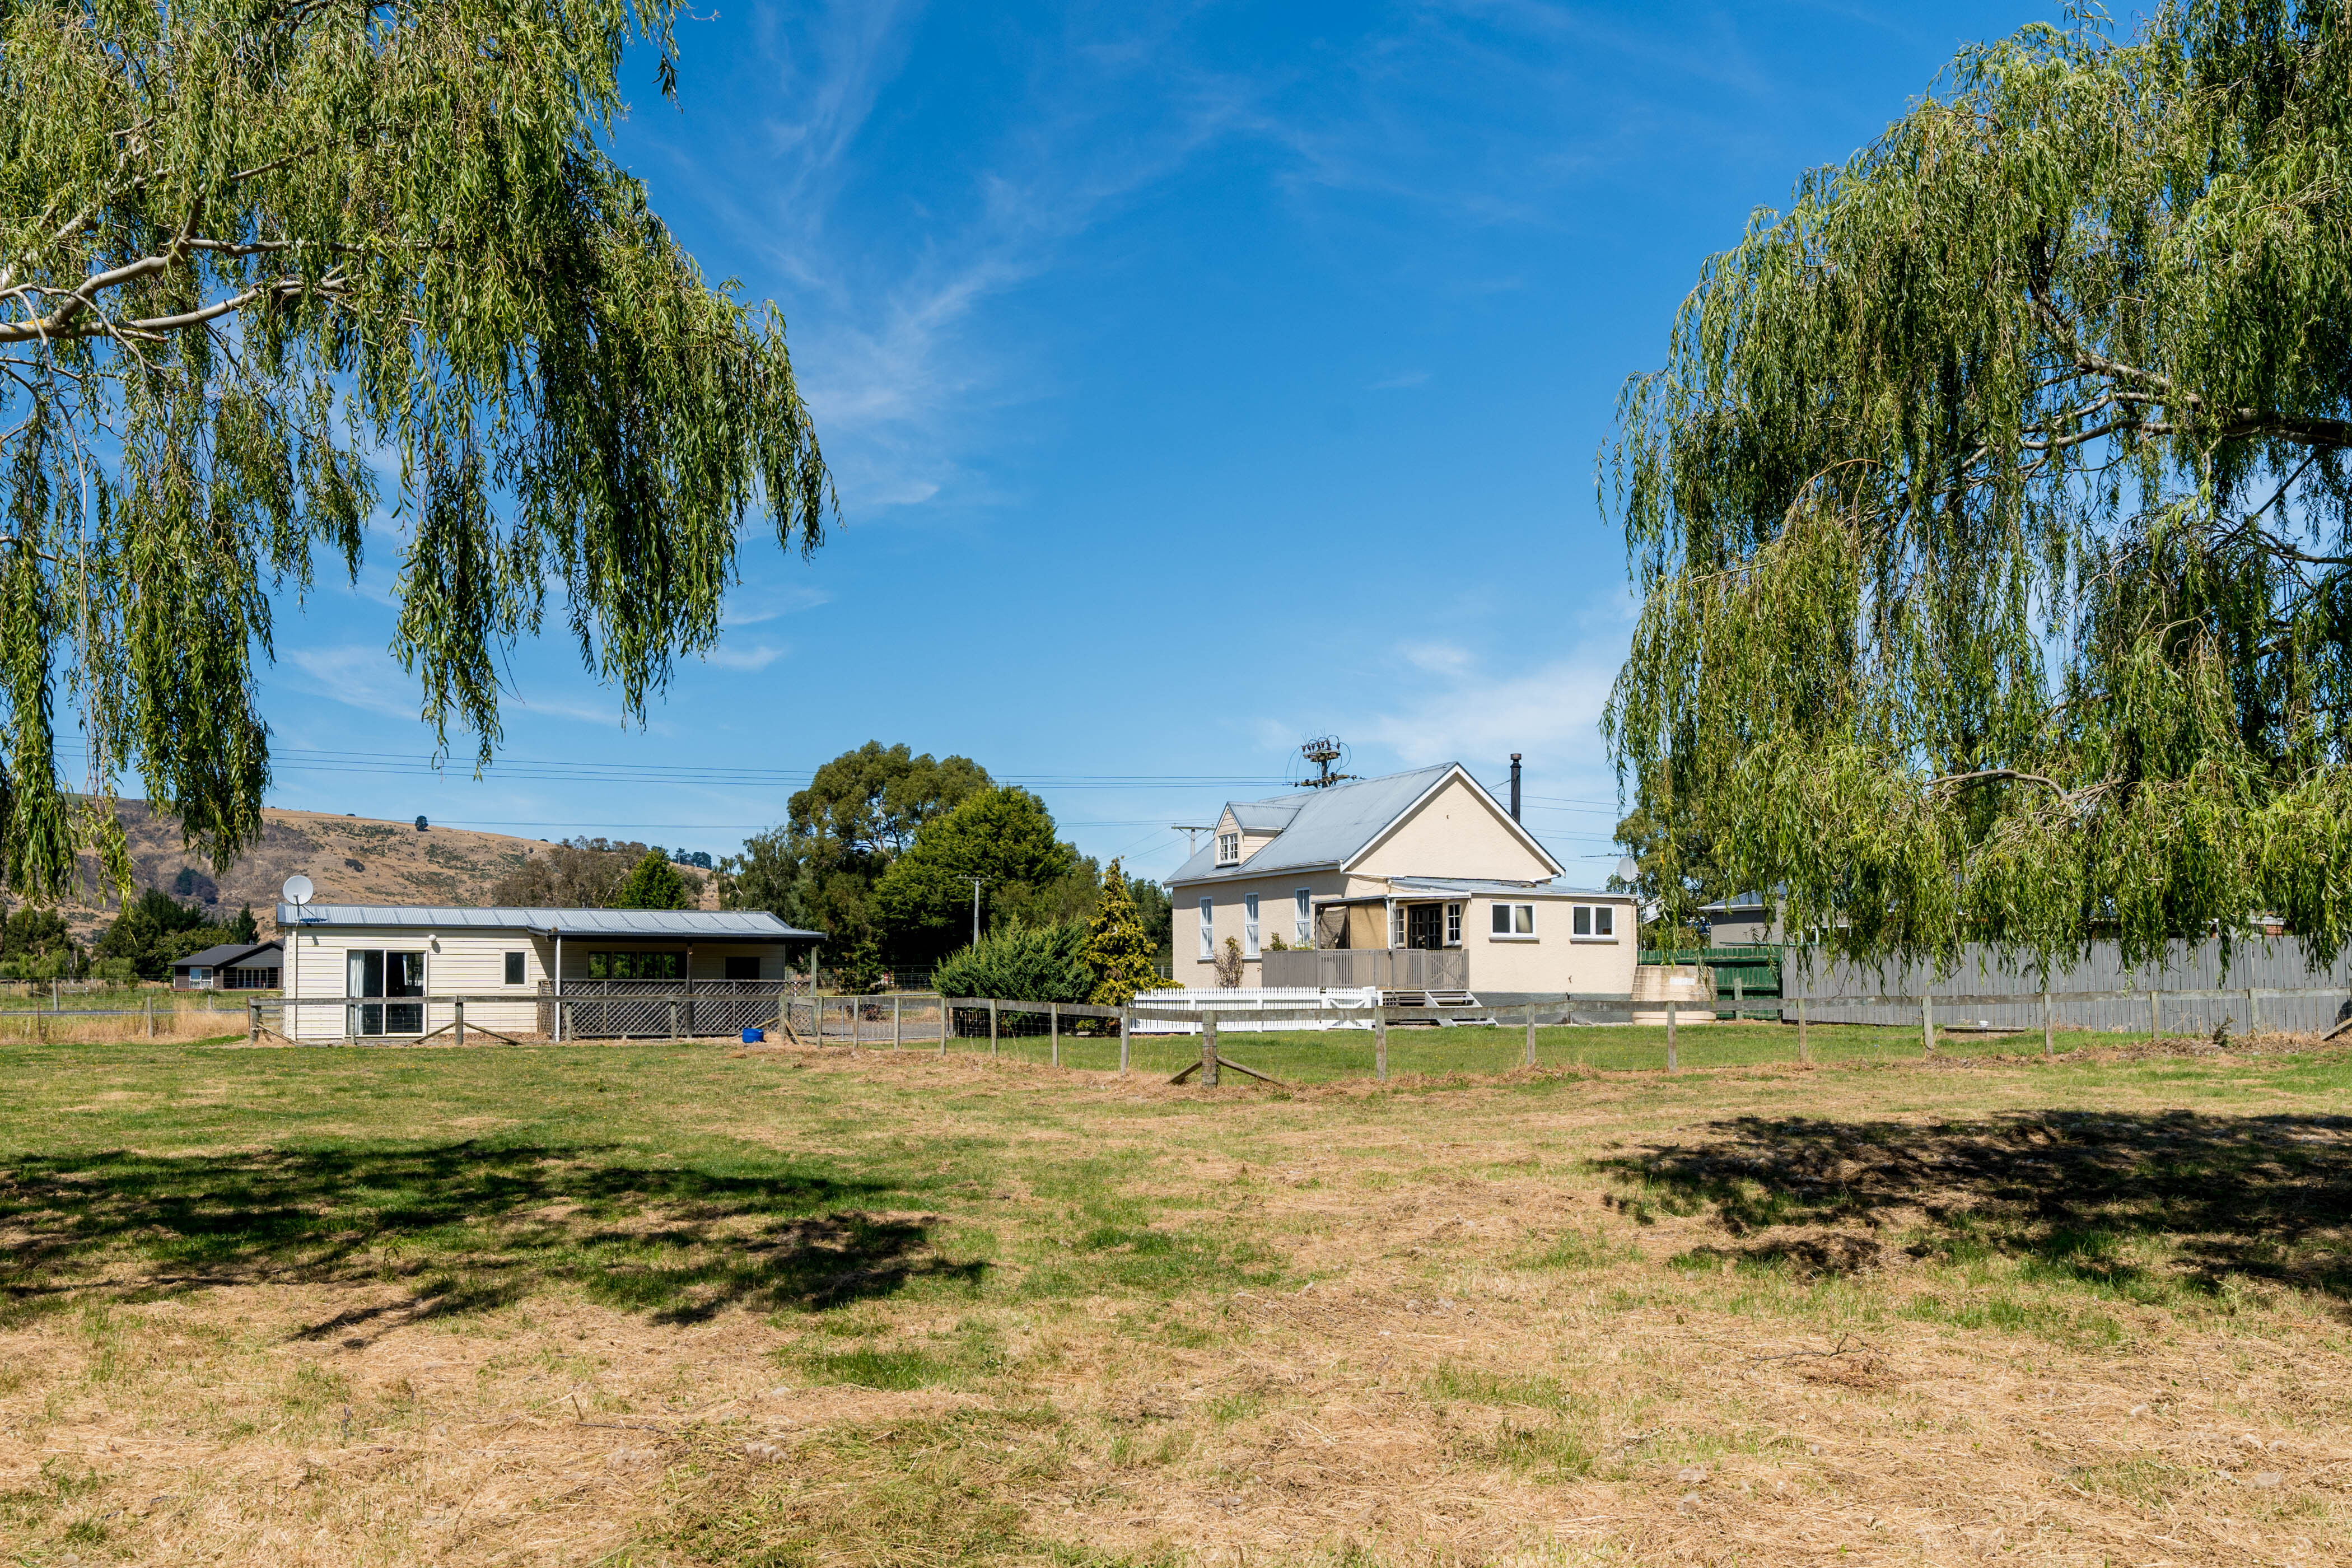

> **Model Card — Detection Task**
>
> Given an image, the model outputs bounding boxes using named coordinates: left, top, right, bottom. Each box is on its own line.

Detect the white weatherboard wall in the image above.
left=284, top=925, right=552, bottom=1042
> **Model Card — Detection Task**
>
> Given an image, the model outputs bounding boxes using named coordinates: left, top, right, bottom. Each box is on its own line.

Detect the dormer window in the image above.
left=1216, top=831, right=1240, bottom=866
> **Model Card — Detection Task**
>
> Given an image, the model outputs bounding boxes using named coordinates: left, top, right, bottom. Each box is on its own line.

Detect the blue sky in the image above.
left=234, top=0, right=2055, bottom=884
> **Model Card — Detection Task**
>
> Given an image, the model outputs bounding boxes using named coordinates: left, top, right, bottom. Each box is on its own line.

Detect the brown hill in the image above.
left=43, top=803, right=718, bottom=941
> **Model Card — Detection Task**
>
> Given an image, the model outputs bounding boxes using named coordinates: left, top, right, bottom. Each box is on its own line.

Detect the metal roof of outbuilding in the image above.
left=274, top=905, right=823, bottom=940
left=172, top=940, right=282, bottom=970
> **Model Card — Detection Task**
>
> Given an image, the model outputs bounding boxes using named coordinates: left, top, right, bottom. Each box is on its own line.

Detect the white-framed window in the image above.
left=1216, top=832, right=1240, bottom=866
left=1490, top=902, right=1537, bottom=939
left=1571, top=904, right=1618, bottom=940
left=347, top=948, right=427, bottom=1035
left=1244, top=893, right=1260, bottom=959
left=1294, top=888, right=1312, bottom=945
left=1390, top=903, right=1406, bottom=947
left=504, top=951, right=526, bottom=986
left=1199, top=896, right=1215, bottom=960
left=1445, top=903, right=1462, bottom=945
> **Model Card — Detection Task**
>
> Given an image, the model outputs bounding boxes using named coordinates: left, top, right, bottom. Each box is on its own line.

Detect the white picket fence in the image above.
left=1128, top=986, right=1384, bottom=1034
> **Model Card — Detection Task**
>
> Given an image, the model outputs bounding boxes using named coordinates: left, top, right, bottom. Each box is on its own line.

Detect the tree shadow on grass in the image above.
left=0, top=1142, right=987, bottom=1337
left=1595, top=1108, right=2352, bottom=1303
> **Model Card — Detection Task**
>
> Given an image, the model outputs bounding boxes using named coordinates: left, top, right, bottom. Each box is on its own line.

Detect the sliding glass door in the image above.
left=348, top=949, right=426, bottom=1035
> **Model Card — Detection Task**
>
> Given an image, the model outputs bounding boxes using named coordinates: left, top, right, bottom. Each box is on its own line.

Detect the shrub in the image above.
left=932, top=921, right=1091, bottom=1003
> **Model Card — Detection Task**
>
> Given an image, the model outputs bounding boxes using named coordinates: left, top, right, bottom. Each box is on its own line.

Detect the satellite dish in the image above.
left=1614, top=856, right=1640, bottom=885
left=282, top=874, right=314, bottom=907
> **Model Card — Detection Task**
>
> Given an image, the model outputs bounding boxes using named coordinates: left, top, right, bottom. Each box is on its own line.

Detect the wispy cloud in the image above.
left=724, top=582, right=833, bottom=627
left=642, top=4, right=1266, bottom=517
left=702, top=642, right=787, bottom=673
left=1400, top=640, right=1473, bottom=676
left=283, top=646, right=421, bottom=722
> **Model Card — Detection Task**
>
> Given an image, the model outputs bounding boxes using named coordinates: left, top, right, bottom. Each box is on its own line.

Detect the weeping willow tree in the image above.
left=0, top=0, right=829, bottom=899
left=1604, top=1, right=2352, bottom=974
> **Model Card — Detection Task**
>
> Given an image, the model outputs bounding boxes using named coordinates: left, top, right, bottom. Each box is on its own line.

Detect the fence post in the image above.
left=1375, top=1005, right=1388, bottom=1082
left=2246, top=986, right=2258, bottom=1037
left=1733, top=973, right=1743, bottom=1016
left=454, top=998, right=465, bottom=1048
left=145, top=995, right=155, bottom=1039
left=988, top=997, right=998, bottom=1057
left=1920, top=993, right=1934, bottom=1057
left=940, top=998, right=951, bottom=1056
left=1797, top=996, right=1808, bottom=1066
left=2042, top=990, right=2054, bottom=1059
left=247, top=998, right=258, bottom=1044
left=1523, top=1007, right=1536, bottom=1068
left=1201, top=1012, right=1219, bottom=1088
left=669, top=997, right=679, bottom=1042
left=1666, top=1000, right=1677, bottom=1074
left=894, top=993, right=903, bottom=1050
left=2150, top=989, right=2160, bottom=1043
left=1050, top=1002, right=1060, bottom=1067
left=1119, top=1006, right=1131, bottom=1076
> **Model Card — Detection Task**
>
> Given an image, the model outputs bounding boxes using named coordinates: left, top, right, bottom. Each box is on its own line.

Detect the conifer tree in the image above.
left=1084, top=859, right=1163, bottom=1005
left=613, top=850, right=693, bottom=911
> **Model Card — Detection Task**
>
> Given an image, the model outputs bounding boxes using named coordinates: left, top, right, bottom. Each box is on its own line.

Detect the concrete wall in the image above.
left=1161, top=880, right=1639, bottom=996
left=1350, top=773, right=1556, bottom=881
left=1459, top=893, right=1638, bottom=996
left=1169, top=872, right=1350, bottom=988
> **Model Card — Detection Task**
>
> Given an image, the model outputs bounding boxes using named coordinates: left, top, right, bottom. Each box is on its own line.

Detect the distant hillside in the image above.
left=37, top=803, right=719, bottom=942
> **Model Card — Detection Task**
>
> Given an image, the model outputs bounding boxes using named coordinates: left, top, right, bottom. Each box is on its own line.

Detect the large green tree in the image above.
left=872, top=786, right=1093, bottom=962
left=722, top=743, right=991, bottom=950
left=1606, top=1, right=2352, bottom=974
left=0, top=0, right=829, bottom=902
left=92, top=886, right=222, bottom=978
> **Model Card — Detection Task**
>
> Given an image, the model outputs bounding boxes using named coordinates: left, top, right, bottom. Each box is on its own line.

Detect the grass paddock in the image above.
left=2, top=1027, right=2348, bottom=1565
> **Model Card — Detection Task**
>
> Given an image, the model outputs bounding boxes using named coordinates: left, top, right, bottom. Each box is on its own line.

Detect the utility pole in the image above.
left=969, top=877, right=983, bottom=945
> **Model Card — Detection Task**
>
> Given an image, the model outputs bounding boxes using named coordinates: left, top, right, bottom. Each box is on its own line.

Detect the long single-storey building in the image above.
left=171, top=939, right=283, bottom=991
left=272, top=903, right=824, bottom=1042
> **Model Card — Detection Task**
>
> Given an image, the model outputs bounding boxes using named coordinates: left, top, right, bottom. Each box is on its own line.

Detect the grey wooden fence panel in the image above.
left=1783, top=938, right=2352, bottom=1031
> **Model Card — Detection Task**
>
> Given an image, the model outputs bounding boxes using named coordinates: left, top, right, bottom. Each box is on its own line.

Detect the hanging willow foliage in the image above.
left=1603, top=0, right=2352, bottom=975
left=0, top=0, right=830, bottom=899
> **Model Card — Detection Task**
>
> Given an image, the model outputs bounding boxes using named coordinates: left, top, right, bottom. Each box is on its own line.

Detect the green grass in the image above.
left=945, top=1018, right=2190, bottom=1081
left=6, top=1029, right=2352, bottom=1565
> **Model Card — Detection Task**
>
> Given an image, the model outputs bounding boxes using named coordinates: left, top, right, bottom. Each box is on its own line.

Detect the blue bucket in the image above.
left=741, top=1026, right=765, bottom=1045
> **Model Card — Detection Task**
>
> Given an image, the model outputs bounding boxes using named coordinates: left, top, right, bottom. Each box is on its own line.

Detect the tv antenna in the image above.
left=1294, top=735, right=1359, bottom=790
left=280, top=875, right=314, bottom=1035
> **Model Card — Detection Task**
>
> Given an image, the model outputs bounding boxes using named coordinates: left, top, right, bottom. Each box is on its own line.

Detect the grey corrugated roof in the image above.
left=275, top=904, right=823, bottom=940
left=1387, top=876, right=1631, bottom=899
left=172, top=940, right=281, bottom=970
left=1169, top=764, right=1463, bottom=885
left=1226, top=801, right=1303, bottom=832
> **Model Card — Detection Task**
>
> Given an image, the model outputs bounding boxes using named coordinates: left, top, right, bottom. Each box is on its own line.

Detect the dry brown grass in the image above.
left=3, top=1035, right=2349, bottom=1565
